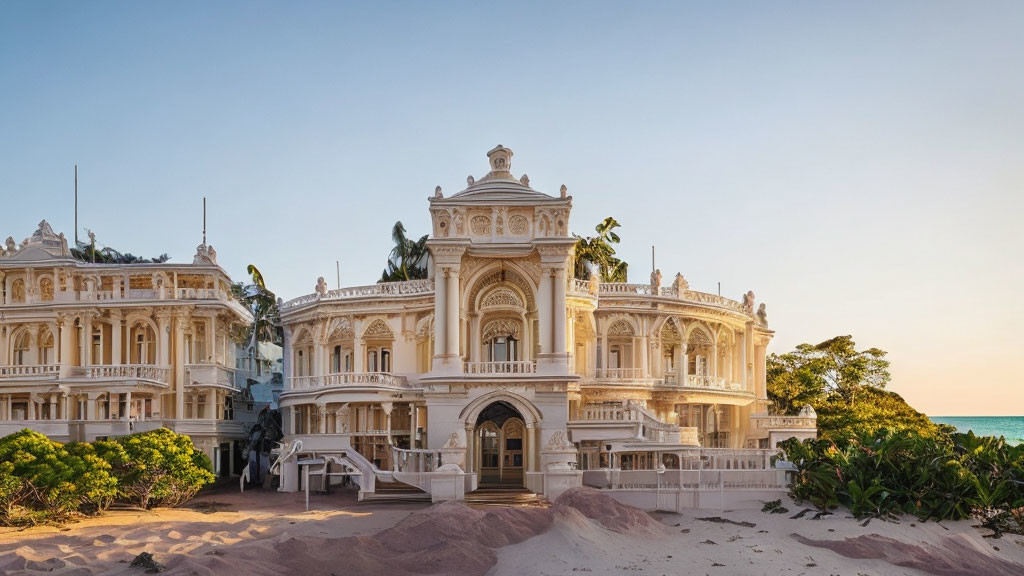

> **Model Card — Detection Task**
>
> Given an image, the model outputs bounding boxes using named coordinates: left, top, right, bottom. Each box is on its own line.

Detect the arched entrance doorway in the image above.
left=475, top=401, right=526, bottom=487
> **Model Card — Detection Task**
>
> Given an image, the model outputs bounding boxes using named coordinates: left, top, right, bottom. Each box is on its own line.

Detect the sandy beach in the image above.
left=1, top=485, right=1022, bottom=576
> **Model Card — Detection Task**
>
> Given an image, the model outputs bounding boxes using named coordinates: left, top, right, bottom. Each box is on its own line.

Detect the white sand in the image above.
left=0, top=487, right=1021, bottom=576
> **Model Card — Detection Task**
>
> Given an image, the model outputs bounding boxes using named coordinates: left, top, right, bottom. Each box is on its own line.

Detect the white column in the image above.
left=433, top=268, right=446, bottom=359
left=0, top=324, right=8, bottom=366
left=111, top=312, right=122, bottom=366
left=445, top=268, right=459, bottom=357
left=553, top=268, right=567, bottom=355
left=123, top=391, right=132, bottom=421
left=639, top=335, right=649, bottom=377
left=82, top=315, right=93, bottom=366
left=207, top=391, right=217, bottom=420
left=537, top=268, right=552, bottom=354
left=174, top=316, right=186, bottom=419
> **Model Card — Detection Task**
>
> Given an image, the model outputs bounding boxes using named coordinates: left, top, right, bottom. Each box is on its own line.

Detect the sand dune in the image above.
left=0, top=486, right=1022, bottom=576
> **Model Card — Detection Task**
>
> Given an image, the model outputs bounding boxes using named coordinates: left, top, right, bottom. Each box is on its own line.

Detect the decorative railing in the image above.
left=595, top=283, right=749, bottom=314
left=577, top=404, right=639, bottom=422
left=176, top=288, right=227, bottom=300
left=568, top=278, right=596, bottom=296
left=186, top=364, right=237, bottom=388
left=595, top=367, right=645, bottom=380
left=751, top=414, right=817, bottom=429
left=678, top=375, right=747, bottom=392
left=463, top=361, right=536, bottom=375
left=79, top=364, right=172, bottom=384
left=288, top=372, right=410, bottom=390
left=127, top=289, right=158, bottom=299
left=0, top=364, right=60, bottom=378
left=389, top=445, right=442, bottom=473
left=280, top=279, right=434, bottom=311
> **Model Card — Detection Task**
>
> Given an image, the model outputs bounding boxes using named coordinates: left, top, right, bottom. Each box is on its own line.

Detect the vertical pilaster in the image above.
left=110, top=311, right=122, bottom=366
left=174, top=314, right=186, bottom=419
left=445, top=268, right=459, bottom=357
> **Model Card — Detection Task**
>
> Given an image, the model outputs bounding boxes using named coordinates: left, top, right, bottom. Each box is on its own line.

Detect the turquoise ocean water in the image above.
left=929, top=416, right=1024, bottom=445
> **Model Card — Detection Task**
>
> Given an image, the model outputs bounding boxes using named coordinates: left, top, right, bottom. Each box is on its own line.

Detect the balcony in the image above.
left=279, top=279, right=434, bottom=312
left=288, top=372, right=410, bottom=391
left=462, top=361, right=537, bottom=375
left=661, top=373, right=749, bottom=393
left=74, top=364, right=172, bottom=385
left=751, top=414, right=817, bottom=430
left=0, top=364, right=59, bottom=379
left=186, top=364, right=238, bottom=390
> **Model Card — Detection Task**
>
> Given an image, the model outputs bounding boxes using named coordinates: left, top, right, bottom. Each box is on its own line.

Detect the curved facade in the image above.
left=277, top=146, right=815, bottom=501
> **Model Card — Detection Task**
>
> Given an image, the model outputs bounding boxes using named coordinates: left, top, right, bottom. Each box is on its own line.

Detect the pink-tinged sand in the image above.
left=1, top=486, right=1022, bottom=576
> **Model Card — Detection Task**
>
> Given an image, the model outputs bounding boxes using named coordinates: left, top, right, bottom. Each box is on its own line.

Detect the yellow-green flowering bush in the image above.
left=111, top=428, right=215, bottom=509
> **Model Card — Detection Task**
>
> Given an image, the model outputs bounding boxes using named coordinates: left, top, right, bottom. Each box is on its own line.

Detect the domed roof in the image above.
left=434, top=145, right=567, bottom=204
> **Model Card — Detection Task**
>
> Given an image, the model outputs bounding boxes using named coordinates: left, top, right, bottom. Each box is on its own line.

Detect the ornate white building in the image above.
left=0, top=221, right=255, bottom=475
left=275, top=146, right=816, bottom=507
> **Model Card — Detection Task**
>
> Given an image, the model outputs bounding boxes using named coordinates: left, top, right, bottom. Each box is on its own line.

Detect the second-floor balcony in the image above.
left=288, top=372, right=410, bottom=391
left=186, top=364, right=238, bottom=390
left=663, top=373, right=749, bottom=393
left=0, top=364, right=60, bottom=379
left=463, top=361, right=537, bottom=375
left=73, top=364, right=172, bottom=385
left=750, top=414, right=817, bottom=430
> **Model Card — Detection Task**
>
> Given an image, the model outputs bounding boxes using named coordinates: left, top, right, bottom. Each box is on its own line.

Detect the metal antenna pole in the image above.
left=74, top=165, right=78, bottom=245
left=203, top=197, right=207, bottom=245
left=336, top=261, right=340, bottom=289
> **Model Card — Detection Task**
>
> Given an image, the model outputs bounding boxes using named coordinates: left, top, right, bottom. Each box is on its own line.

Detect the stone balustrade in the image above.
left=288, top=372, right=410, bottom=390
left=751, top=414, right=817, bottom=429
left=186, top=364, right=237, bottom=388
left=280, top=279, right=434, bottom=311
left=0, top=364, right=60, bottom=378
left=595, top=367, right=645, bottom=380
left=77, top=364, right=172, bottom=385
left=390, top=445, right=442, bottom=473
left=462, top=360, right=537, bottom=375
left=596, top=283, right=749, bottom=314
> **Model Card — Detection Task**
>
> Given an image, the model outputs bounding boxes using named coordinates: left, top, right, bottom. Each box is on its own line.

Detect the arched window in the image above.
left=381, top=349, right=391, bottom=372
left=12, top=332, right=29, bottom=365
left=38, top=328, right=54, bottom=365
left=332, top=345, right=341, bottom=373
left=367, top=350, right=378, bottom=372
left=133, top=324, right=155, bottom=364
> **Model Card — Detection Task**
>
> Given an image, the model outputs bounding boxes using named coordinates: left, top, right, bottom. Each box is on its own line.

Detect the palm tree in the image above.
left=231, top=264, right=281, bottom=352
left=573, top=217, right=629, bottom=282
left=381, top=221, right=430, bottom=282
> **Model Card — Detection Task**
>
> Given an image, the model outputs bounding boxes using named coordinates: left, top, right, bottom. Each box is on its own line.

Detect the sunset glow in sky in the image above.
left=1, top=2, right=1021, bottom=415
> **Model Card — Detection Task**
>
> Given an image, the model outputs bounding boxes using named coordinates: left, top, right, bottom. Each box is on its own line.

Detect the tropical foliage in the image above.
left=781, top=430, right=1024, bottom=534
left=231, top=264, right=282, bottom=348
left=767, top=335, right=938, bottom=443
left=70, top=230, right=170, bottom=264
left=109, top=428, right=216, bottom=509
left=0, top=428, right=214, bottom=526
left=380, top=221, right=430, bottom=282
left=0, top=430, right=119, bottom=525
left=572, top=216, right=628, bottom=281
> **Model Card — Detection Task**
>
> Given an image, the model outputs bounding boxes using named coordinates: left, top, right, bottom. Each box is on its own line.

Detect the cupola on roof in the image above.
left=434, top=145, right=567, bottom=204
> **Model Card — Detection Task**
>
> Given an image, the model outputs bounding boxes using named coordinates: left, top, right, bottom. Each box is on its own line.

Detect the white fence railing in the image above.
left=288, top=372, right=410, bottom=390
left=0, top=364, right=60, bottom=378
left=389, top=445, right=442, bottom=473
left=280, top=279, right=434, bottom=311
left=463, top=361, right=537, bottom=375
left=595, top=367, right=645, bottom=380
left=78, top=364, right=172, bottom=384
left=186, top=364, right=237, bottom=388
left=751, top=414, right=817, bottom=429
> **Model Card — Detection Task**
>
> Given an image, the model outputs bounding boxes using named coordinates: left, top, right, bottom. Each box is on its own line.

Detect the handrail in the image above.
left=280, top=279, right=434, bottom=311
left=751, top=414, right=817, bottom=428
left=463, top=361, right=536, bottom=375
left=77, top=364, right=172, bottom=384
left=288, top=372, right=410, bottom=390
left=270, top=440, right=302, bottom=477
left=0, top=364, right=60, bottom=378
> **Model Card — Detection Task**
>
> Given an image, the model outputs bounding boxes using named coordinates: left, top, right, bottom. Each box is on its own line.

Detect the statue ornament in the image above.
left=742, top=291, right=756, bottom=314
left=757, top=303, right=768, bottom=326
left=315, top=277, right=328, bottom=297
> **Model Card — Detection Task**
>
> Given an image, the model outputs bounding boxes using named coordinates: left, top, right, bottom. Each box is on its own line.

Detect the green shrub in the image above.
left=0, top=430, right=119, bottom=526
left=111, top=428, right=215, bottom=508
left=780, top=429, right=1024, bottom=533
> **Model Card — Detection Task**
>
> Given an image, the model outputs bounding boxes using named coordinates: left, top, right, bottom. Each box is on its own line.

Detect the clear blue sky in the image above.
left=1, top=1, right=1021, bottom=415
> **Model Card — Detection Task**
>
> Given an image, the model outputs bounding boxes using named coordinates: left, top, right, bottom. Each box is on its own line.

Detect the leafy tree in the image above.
left=70, top=230, right=170, bottom=264
left=768, top=335, right=890, bottom=412
left=572, top=217, right=628, bottom=281
left=381, top=221, right=429, bottom=282
left=111, top=428, right=215, bottom=509
left=815, top=386, right=942, bottom=444
left=231, top=264, right=281, bottom=349
left=0, top=430, right=119, bottom=525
